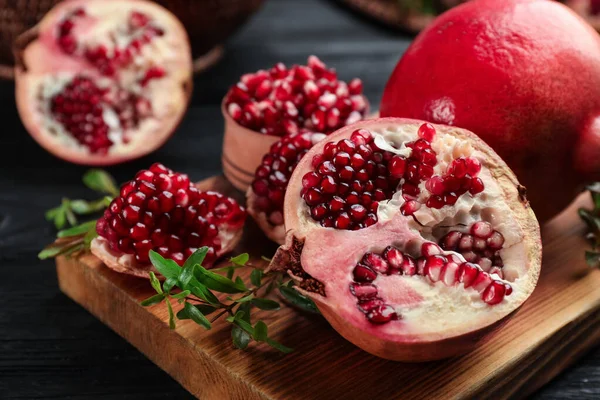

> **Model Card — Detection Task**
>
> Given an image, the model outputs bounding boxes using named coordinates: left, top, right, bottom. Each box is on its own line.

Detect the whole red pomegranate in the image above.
left=380, top=0, right=600, bottom=222
left=271, top=118, right=541, bottom=361
left=15, top=0, right=193, bottom=165
left=92, top=163, right=246, bottom=278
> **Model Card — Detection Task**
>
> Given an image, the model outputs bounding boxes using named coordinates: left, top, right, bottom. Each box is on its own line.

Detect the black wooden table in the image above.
left=0, top=0, right=598, bottom=398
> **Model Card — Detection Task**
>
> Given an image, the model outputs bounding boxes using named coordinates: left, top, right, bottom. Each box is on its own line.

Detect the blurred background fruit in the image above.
left=0, top=0, right=264, bottom=78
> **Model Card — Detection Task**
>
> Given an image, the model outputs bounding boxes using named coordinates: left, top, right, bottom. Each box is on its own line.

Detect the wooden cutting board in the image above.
left=55, top=176, right=600, bottom=400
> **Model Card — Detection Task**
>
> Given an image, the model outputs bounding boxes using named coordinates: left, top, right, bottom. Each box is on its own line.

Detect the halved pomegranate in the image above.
left=221, top=56, right=369, bottom=191
left=270, top=118, right=541, bottom=361
left=15, top=0, right=193, bottom=165
left=91, top=163, right=246, bottom=278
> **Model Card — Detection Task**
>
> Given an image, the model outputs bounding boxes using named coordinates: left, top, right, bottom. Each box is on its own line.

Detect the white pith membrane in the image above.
left=91, top=222, right=242, bottom=279
left=278, top=119, right=540, bottom=348
left=15, top=0, right=192, bottom=164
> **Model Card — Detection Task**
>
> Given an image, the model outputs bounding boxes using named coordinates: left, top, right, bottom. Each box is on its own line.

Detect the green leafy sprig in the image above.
left=39, top=169, right=116, bottom=259
left=398, top=0, right=438, bottom=15
left=579, top=183, right=600, bottom=268
left=141, top=247, right=317, bottom=353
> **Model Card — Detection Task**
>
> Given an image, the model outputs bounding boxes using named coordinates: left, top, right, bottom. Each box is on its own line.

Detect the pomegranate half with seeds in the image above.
left=222, top=56, right=368, bottom=191
left=15, top=0, right=192, bottom=165
left=91, top=163, right=246, bottom=278
left=271, top=118, right=541, bottom=361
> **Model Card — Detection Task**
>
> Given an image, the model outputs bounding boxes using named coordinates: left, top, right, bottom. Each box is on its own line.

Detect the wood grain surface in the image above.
left=2, top=0, right=600, bottom=398
left=55, top=175, right=600, bottom=400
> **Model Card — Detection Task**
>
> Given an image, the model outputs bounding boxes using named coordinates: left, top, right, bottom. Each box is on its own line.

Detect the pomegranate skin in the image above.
left=380, top=0, right=600, bottom=222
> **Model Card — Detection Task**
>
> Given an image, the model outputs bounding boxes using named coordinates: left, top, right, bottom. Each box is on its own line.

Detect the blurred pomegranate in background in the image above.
left=380, top=0, right=600, bottom=222
left=0, top=0, right=264, bottom=78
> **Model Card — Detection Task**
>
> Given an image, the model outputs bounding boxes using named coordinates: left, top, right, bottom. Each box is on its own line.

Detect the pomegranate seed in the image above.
left=358, top=298, right=384, bottom=312
left=401, top=200, right=421, bottom=216
left=470, top=177, right=485, bottom=194
left=482, top=281, right=507, bottom=305
left=472, top=271, right=493, bottom=292
left=471, top=221, right=493, bottom=238
left=487, top=231, right=505, bottom=249
left=353, top=264, right=377, bottom=282
left=441, top=262, right=460, bottom=286
left=401, top=255, right=417, bottom=275
left=363, top=252, right=389, bottom=274
left=425, top=255, right=447, bottom=282
left=458, top=262, right=480, bottom=288
left=458, top=234, right=474, bottom=251
left=383, top=246, right=404, bottom=269
left=335, top=212, right=351, bottom=229
left=349, top=283, right=378, bottom=300
left=367, top=305, right=398, bottom=324
left=417, top=123, right=436, bottom=142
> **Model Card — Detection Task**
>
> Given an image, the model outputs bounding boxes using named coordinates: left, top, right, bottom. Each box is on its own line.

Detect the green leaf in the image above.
left=279, top=286, right=319, bottom=314
left=166, top=299, right=176, bottom=329
left=250, top=269, right=263, bottom=287
left=265, top=338, right=293, bottom=354
left=194, top=266, right=247, bottom=294
left=149, top=271, right=163, bottom=294
left=141, top=293, right=165, bottom=306
left=188, top=279, right=220, bottom=306
left=251, top=298, right=280, bottom=311
left=45, top=206, right=61, bottom=221
left=163, top=277, right=178, bottom=293
left=226, top=267, right=234, bottom=280
left=65, top=207, right=77, bottom=226
left=184, top=302, right=212, bottom=329
left=230, top=253, right=249, bottom=266
left=83, top=169, right=119, bottom=196
left=178, top=262, right=196, bottom=289
left=83, top=229, right=98, bottom=248
left=182, top=247, right=208, bottom=270
left=235, top=294, right=254, bottom=303
left=585, top=251, right=600, bottom=268
left=253, top=321, right=268, bottom=342
left=235, top=276, right=248, bottom=291
left=171, top=290, right=191, bottom=299
left=176, top=308, right=189, bottom=320
left=149, top=250, right=181, bottom=279
left=70, top=197, right=112, bottom=214
left=231, top=325, right=251, bottom=350
left=54, top=209, right=66, bottom=229
left=233, top=319, right=255, bottom=335
left=38, top=245, right=67, bottom=259
left=57, top=220, right=97, bottom=238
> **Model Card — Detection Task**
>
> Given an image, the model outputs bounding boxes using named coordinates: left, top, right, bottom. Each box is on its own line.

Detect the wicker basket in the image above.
left=340, top=0, right=600, bottom=33
left=0, top=0, right=264, bottom=79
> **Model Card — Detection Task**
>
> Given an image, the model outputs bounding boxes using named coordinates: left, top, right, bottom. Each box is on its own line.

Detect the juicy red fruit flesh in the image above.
left=225, top=56, right=368, bottom=136
left=96, top=163, right=246, bottom=266
left=251, top=132, right=321, bottom=225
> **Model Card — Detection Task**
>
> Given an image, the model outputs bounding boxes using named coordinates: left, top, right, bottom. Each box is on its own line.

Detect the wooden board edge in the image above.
left=56, top=256, right=272, bottom=400
left=474, top=300, right=600, bottom=399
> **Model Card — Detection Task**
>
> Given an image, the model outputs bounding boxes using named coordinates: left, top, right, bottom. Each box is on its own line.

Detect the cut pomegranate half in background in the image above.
left=270, top=118, right=541, bottom=361
left=15, top=0, right=193, bottom=166
left=91, top=163, right=246, bottom=278
left=221, top=56, right=369, bottom=191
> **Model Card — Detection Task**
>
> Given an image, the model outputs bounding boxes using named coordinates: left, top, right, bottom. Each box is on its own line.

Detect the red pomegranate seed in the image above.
left=349, top=283, right=378, bottom=300
left=471, top=221, right=493, bottom=238
left=363, top=252, right=389, bottom=274
left=421, top=242, right=442, bottom=257
left=441, top=231, right=462, bottom=250
left=353, top=264, right=377, bottom=282
left=383, top=246, right=404, bottom=269
left=400, top=200, right=421, bottom=216
left=417, top=123, right=436, bottom=142
left=367, top=305, right=398, bottom=324
left=441, top=262, right=460, bottom=286
left=358, top=298, right=384, bottom=312
left=487, top=231, right=505, bottom=249
left=470, top=177, right=485, bottom=194
left=458, top=262, right=480, bottom=288
left=482, top=280, right=506, bottom=305
left=426, top=176, right=445, bottom=195
left=424, top=255, right=447, bottom=282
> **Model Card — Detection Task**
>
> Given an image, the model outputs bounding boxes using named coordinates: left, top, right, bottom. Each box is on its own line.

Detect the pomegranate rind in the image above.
left=14, top=0, right=193, bottom=166
left=274, top=117, right=541, bottom=361
left=221, top=99, right=280, bottom=191
left=90, top=181, right=245, bottom=279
